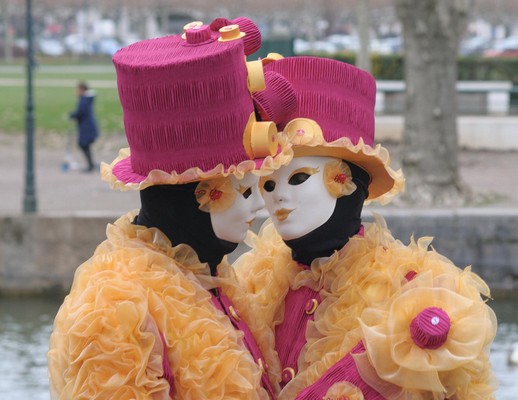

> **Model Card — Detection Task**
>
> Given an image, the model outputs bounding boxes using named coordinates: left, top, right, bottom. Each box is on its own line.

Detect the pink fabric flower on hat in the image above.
left=324, top=160, right=357, bottom=198
left=357, top=270, right=497, bottom=399
left=195, top=178, right=236, bottom=213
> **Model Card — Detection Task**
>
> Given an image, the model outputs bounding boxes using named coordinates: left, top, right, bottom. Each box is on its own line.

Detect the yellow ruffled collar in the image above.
left=253, top=221, right=360, bottom=294
left=236, top=217, right=496, bottom=400
left=112, top=210, right=282, bottom=395
left=111, top=210, right=218, bottom=282
left=50, top=211, right=273, bottom=399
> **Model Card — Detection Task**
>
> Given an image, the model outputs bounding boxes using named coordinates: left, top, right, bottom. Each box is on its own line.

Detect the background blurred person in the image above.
left=70, top=81, right=99, bottom=172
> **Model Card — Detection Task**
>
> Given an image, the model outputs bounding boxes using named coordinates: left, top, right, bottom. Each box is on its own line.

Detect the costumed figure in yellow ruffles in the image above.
left=234, top=56, right=497, bottom=399
left=48, top=17, right=298, bottom=399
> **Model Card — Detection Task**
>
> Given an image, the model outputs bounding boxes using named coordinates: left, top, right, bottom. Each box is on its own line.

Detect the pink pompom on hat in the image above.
left=101, top=17, right=295, bottom=191
left=263, top=56, right=404, bottom=204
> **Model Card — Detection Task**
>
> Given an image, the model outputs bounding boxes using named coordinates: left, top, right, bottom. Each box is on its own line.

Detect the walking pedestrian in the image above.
left=70, top=81, right=99, bottom=172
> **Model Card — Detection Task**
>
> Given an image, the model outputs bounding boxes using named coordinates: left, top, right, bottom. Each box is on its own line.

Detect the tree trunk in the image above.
left=304, top=0, right=317, bottom=52
left=356, top=0, right=371, bottom=72
left=394, top=0, right=472, bottom=207
left=156, top=0, right=169, bottom=35
left=2, top=0, right=14, bottom=62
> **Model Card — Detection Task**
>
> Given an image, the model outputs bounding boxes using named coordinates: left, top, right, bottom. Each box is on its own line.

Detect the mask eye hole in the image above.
left=242, top=187, right=252, bottom=199
left=263, top=180, right=276, bottom=192
left=287, top=167, right=319, bottom=186
left=288, top=172, right=310, bottom=185
left=237, top=185, right=253, bottom=199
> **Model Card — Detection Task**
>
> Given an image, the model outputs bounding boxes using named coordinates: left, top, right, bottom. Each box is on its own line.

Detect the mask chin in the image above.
left=273, top=203, right=336, bottom=241
left=284, top=176, right=368, bottom=265
left=210, top=174, right=264, bottom=243
left=211, top=211, right=246, bottom=243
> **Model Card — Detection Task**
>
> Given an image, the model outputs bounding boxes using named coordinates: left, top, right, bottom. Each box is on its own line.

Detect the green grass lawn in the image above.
left=0, top=64, right=123, bottom=135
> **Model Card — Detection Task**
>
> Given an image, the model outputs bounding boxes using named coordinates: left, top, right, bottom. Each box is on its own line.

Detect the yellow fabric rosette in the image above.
left=234, top=215, right=498, bottom=400
left=357, top=270, right=497, bottom=399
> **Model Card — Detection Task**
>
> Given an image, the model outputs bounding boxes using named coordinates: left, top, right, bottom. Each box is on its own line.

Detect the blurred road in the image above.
left=0, top=132, right=140, bottom=216
left=0, top=132, right=517, bottom=216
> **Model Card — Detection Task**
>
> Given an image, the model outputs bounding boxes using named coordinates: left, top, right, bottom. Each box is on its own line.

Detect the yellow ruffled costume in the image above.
left=234, top=216, right=497, bottom=400
left=48, top=211, right=280, bottom=400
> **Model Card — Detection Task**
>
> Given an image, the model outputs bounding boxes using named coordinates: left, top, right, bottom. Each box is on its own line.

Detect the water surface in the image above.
left=1, top=297, right=516, bottom=398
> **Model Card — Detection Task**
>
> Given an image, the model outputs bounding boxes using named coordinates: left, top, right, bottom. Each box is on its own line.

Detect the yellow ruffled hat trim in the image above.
left=101, top=135, right=293, bottom=191
left=282, top=118, right=405, bottom=205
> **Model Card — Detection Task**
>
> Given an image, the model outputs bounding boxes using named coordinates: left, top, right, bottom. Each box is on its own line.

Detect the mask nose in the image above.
left=272, top=183, right=290, bottom=204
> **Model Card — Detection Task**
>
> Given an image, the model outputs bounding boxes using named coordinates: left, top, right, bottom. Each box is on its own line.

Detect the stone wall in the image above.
left=0, top=215, right=115, bottom=296
left=1, top=210, right=517, bottom=297
left=364, top=209, right=518, bottom=298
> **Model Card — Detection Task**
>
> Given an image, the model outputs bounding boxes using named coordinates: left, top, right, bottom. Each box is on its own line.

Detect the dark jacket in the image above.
left=70, top=90, right=99, bottom=146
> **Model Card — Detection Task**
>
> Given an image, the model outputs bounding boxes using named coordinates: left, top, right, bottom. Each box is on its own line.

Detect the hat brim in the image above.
left=292, top=138, right=404, bottom=205
left=101, top=136, right=293, bottom=191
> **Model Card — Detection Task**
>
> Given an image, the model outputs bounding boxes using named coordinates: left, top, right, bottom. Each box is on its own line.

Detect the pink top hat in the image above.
left=102, top=18, right=294, bottom=191
left=263, top=56, right=404, bottom=204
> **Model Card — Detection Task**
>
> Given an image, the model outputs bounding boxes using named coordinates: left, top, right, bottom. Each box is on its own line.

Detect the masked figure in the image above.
left=235, top=56, right=497, bottom=400
left=48, top=18, right=296, bottom=400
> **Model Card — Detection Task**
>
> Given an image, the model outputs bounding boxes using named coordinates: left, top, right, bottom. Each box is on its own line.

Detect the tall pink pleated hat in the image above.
left=263, top=56, right=404, bottom=204
left=101, top=17, right=296, bottom=191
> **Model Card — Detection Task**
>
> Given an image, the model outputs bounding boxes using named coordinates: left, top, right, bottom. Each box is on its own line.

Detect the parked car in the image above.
left=0, top=39, right=27, bottom=57
left=93, top=38, right=121, bottom=56
left=460, top=36, right=493, bottom=56
left=294, top=34, right=403, bottom=56
left=326, top=34, right=360, bottom=52
left=484, top=36, right=518, bottom=57
left=121, top=35, right=142, bottom=47
left=37, top=38, right=65, bottom=56
left=64, top=34, right=94, bottom=54
left=294, top=38, right=338, bottom=54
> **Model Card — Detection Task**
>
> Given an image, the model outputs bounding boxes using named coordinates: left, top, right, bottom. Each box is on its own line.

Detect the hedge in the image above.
left=300, top=52, right=518, bottom=85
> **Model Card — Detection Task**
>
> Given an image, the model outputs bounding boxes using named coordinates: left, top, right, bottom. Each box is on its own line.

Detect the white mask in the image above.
left=261, top=156, right=337, bottom=240
left=210, top=174, right=265, bottom=243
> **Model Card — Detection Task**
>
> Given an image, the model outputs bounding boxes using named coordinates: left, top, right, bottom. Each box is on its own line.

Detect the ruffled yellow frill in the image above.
left=281, top=118, right=405, bottom=205
left=293, top=137, right=405, bottom=206
left=48, top=211, right=274, bottom=399
left=325, top=382, right=365, bottom=400
left=233, top=216, right=497, bottom=400
left=101, top=135, right=293, bottom=191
